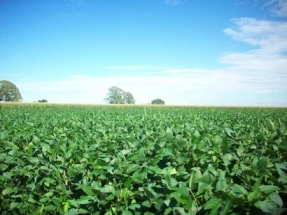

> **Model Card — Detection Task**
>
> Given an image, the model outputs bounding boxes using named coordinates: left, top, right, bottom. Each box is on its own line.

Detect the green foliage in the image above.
left=0, top=80, right=22, bottom=102
left=124, top=92, right=135, bottom=104
left=38, top=99, right=48, bottom=103
left=104, top=86, right=135, bottom=104
left=0, top=103, right=287, bottom=214
left=151, top=98, right=165, bottom=105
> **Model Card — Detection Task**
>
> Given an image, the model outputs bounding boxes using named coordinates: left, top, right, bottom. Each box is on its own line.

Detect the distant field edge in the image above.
left=0, top=102, right=286, bottom=108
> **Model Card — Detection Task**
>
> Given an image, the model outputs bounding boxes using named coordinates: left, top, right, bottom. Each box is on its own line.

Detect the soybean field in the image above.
left=0, top=103, right=287, bottom=215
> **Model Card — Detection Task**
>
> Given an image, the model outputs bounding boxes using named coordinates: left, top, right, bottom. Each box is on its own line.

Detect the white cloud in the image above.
left=222, top=18, right=287, bottom=74
left=16, top=6, right=287, bottom=106
left=218, top=16, right=287, bottom=104
left=264, top=0, right=287, bottom=17
left=18, top=62, right=287, bottom=105
left=224, top=18, right=287, bottom=53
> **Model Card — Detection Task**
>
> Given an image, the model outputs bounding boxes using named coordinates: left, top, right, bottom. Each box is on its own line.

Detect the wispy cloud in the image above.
left=15, top=0, right=287, bottom=106
left=18, top=62, right=287, bottom=105
left=222, top=18, right=287, bottom=74
left=223, top=18, right=287, bottom=53
left=264, top=0, right=287, bottom=17
left=18, top=14, right=287, bottom=105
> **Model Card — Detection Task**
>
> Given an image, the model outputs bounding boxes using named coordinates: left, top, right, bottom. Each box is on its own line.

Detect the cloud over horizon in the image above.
left=2, top=0, right=286, bottom=106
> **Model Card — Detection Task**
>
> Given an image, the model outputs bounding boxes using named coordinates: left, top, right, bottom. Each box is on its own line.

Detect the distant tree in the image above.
left=124, top=92, right=135, bottom=104
left=104, top=86, right=136, bottom=104
left=105, top=86, right=126, bottom=104
left=0, top=80, right=22, bottom=102
left=38, top=99, right=48, bottom=103
left=151, top=98, right=165, bottom=105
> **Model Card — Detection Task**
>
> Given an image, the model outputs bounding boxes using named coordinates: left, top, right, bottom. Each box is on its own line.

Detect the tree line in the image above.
left=0, top=80, right=165, bottom=104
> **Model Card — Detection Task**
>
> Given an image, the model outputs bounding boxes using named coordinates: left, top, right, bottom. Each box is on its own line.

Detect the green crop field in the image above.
left=0, top=103, right=287, bottom=215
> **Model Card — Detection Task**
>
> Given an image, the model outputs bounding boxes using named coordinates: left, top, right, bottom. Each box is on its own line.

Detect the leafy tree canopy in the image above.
left=151, top=98, right=165, bottom=105
left=105, top=86, right=125, bottom=104
left=38, top=99, right=48, bottom=103
left=124, top=92, right=135, bottom=104
left=0, top=80, right=22, bottom=102
left=104, top=86, right=135, bottom=104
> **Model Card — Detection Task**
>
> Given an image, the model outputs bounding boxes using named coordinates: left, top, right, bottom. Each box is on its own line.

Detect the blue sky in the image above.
left=1, top=0, right=287, bottom=106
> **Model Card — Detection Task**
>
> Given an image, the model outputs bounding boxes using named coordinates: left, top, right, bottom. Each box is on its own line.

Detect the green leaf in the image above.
left=173, top=207, right=188, bottom=215
left=269, top=192, right=283, bottom=207
left=76, top=184, right=94, bottom=196
left=120, top=149, right=131, bottom=156
left=44, top=205, right=57, bottom=211
left=176, top=186, right=189, bottom=197
left=193, top=130, right=200, bottom=138
left=236, top=145, right=245, bottom=157
left=104, top=211, right=113, bottom=215
left=78, top=208, right=89, bottom=214
left=260, top=185, right=279, bottom=194
left=126, top=164, right=139, bottom=174
left=257, top=157, right=268, bottom=172
left=207, top=164, right=218, bottom=176
left=222, top=153, right=233, bottom=166
left=231, top=184, right=248, bottom=195
left=216, top=171, right=227, bottom=192
left=65, top=208, right=78, bottom=215
left=64, top=201, right=70, bottom=213
left=204, top=197, right=221, bottom=210
left=200, top=171, right=211, bottom=184
left=10, top=202, right=23, bottom=209
left=128, top=203, right=141, bottom=210
left=189, top=167, right=202, bottom=188
left=213, top=136, right=222, bottom=145
left=33, top=135, right=40, bottom=144
left=275, top=162, right=287, bottom=176
left=231, top=163, right=242, bottom=175
left=77, top=196, right=94, bottom=205
left=142, top=200, right=152, bottom=208
left=162, top=174, right=178, bottom=189
left=91, top=181, right=101, bottom=189
left=247, top=188, right=261, bottom=203
left=68, top=200, right=79, bottom=208
left=220, top=197, right=233, bottom=214
left=225, top=128, right=234, bottom=137
left=45, top=191, right=54, bottom=197
left=256, top=200, right=279, bottom=215
left=122, top=210, right=133, bottom=215
left=168, top=167, right=177, bottom=175
left=2, top=188, right=15, bottom=195
left=216, top=179, right=228, bottom=192
left=166, top=127, right=173, bottom=135
left=126, top=153, right=140, bottom=161
left=154, top=198, right=164, bottom=210
left=143, top=187, right=157, bottom=199
left=198, top=182, right=212, bottom=193
left=148, top=166, right=163, bottom=175
left=124, top=177, right=133, bottom=188
left=101, top=185, right=115, bottom=193
left=204, top=197, right=221, bottom=215
left=164, top=207, right=173, bottom=215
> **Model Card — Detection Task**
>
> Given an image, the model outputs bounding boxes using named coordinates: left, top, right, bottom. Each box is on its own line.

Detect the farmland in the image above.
left=0, top=103, right=287, bottom=215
